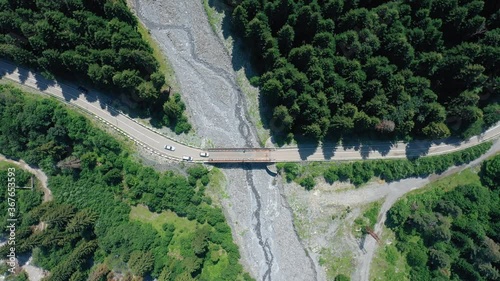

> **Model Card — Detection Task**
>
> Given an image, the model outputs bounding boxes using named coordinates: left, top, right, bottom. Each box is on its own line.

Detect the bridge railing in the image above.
left=207, top=148, right=276, bottom=152
left=206, top=159, right=276, bottom=163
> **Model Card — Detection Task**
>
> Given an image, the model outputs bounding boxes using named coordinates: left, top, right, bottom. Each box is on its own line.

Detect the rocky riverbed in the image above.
left=128, top=0, right=318, bottom=280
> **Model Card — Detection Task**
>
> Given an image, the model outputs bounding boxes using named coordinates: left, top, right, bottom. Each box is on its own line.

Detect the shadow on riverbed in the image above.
left=211, top=162, right=278, bottom=176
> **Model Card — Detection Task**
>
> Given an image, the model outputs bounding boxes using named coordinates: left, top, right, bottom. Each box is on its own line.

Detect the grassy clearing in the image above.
left=363, top=201, right=382, bottom=227
left=136, top=20, right=178, bottom=91
left=203, top=0, right=223, bottom=34
left=205, top=167, right=229, bottom=206
left=236, top=71, right=270, bottom=146
left=353, top=200, right=382, bottom=238
left=418, top=168, right=480, bottom=194
left=0, top=161, right=14, bottom=169
left=291, top=203, right=310, bottom=240
left=129, top=204, right=250, bottom=280
left=319, top=247, right=354, bottom=280
left=130, top=204, right=198, bottom=259
left=370, top=227, right=410, bottom=281
left=129, top=204, right=196, bottom=236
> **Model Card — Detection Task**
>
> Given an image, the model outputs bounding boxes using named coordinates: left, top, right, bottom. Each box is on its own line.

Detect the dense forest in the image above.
left=231, top=0, right=500, bottom=141
left=0, top=0, right=191, bottom=133
left=0, top=85, right=252, bottom=281
left=387, top=155, right=500, bottom=280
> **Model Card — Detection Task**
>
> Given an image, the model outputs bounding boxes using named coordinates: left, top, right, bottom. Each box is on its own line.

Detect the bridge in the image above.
left=206, top=148, right=275, bottom=163
left=2, top=60, right=500, bottom=165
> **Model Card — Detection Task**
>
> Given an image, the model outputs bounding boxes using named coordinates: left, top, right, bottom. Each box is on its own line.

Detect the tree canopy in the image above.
left=232, top=0, right=500, bottom=141
left=387, top=155, right=500, bottom=280
left=0, top=85, right=250, bottom=280
left=0, top=0, right=191, bottom=133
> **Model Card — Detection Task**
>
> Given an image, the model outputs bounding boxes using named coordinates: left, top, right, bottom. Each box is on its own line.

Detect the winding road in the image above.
left=1, top=60, right=499, bottom=164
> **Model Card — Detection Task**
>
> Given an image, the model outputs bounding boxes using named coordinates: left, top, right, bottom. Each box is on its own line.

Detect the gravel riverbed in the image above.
left=129, top=0, right=317, bottom=280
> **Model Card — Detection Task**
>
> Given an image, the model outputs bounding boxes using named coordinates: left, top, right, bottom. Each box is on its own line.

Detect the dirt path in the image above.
left=352, top=139, right=500, bottom=281
left=282, top=139, right=499, bottom=281
left=0, top=155, right=52, bottom=202
left=0, top=155, right=52, bottom=281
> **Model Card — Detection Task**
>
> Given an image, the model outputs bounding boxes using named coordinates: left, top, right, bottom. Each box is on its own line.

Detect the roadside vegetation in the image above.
left=370, top=227, right=410, bottom=281
left=0, top=0, right=191, bottom=133
left=385, top=155, right=500, bottom=280
left=0, top=163, right=44, bottom=281
left=0, top=163, right=44, bottom=226
left=353, top=201, right=382, bottom=238
left=0, top=85, right=252, bottom=280
left=229, top=0, right=500, bottom=142
left=277, top=141, right=492, bottom=189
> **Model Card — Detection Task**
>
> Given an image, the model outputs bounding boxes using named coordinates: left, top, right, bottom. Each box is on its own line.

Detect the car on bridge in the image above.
left=182, top=156, right=193, bottom=161
left=164, top=145, right=176, bottom=151
left=200, top=152, right=209, bottom=157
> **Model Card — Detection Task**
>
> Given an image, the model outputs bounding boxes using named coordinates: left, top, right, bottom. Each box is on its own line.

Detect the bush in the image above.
left=324, top=166, right=339, bottom=184
left=299, top=176, right=315, bottom=190
left=407, top=246, right=428, bottom=267
left=278, top=163, right=301, bottom=182
left=249, top=76, right=260, bottom=87
left=334, top=274, right=350, bottom=281
left=322, top=142, right=492, bottom=187
left=480, top=155, right=500, bottom=189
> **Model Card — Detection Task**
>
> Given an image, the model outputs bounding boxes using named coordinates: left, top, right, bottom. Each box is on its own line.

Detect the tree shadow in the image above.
left=404, top=139, right=432, bottom=158
left=295, top=135, right=320, bottom=161
left=321, top=133, right=341, bottom=160
left=359, top=140, right=396, bottom=159
left=207, top=0, right=260, bottom=76
left=33, top=72, right=55, bottom=92
left=2, top=59, right=185, bottom=133
left=17, top=65, right=29, bottom=84
left=358, top=234, right=367, bottom=254
left=404, top=134, right=465, bottom=159
left=341, top=137, right=362, bottom=155
left=0, top=60, right=17, bottom=78
left=16, top=252, right=31, bottom=266
left=321, top=143, right=338, bottom=160
left=59, top=82, right=80, bottom=103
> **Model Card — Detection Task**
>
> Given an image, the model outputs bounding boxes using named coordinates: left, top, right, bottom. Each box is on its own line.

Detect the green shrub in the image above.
left=279, top=163, right=301, bottom=182
left=321, top=142, right=491, bottom=187
left=299, top=176, right=315, bottom=190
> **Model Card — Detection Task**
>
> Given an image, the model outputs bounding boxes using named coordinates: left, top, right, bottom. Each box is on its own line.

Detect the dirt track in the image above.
left=0, top=155, right=51, bottom=202
left=0, top=155, right=51, bottom=281
left=283, top=139, right=499, bottom=280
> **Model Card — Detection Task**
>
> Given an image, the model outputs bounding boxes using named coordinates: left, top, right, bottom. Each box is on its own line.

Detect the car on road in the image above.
left=164, top=145, right=176, bottom=151
left=200, top=152, right=209, bottom=157
left=182, top=156, right=193, bottom=161
left=77, top=86, right=89, bottom=94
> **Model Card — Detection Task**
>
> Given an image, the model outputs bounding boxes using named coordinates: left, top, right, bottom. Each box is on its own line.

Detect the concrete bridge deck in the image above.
left=206, top=148, right=275, bottom=163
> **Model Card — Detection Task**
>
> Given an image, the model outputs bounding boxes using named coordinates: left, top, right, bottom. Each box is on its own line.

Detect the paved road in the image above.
left=1, top=60, right=499, bottom=163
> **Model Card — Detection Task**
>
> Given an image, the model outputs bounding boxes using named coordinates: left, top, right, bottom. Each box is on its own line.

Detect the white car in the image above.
left=200, top=152, right=209, bottom=157
left=182, top=156, right=193, bottom=161
left=164, top=145, right=175, bottom=151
